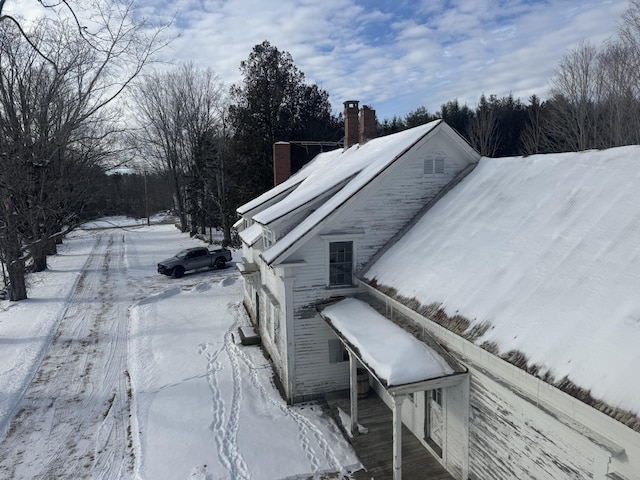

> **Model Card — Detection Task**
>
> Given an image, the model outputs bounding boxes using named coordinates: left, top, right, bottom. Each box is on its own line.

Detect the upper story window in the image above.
left=424, top=156, right=445, bottom=175
left=329, top=241, right=353, bottom=286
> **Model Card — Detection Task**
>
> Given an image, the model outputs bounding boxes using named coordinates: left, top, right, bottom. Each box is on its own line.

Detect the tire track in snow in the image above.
left=225, top=302, right=346, bottom=478
left=0, top=234, right=106, bottom=479
left=0, top=232, right=134, bottom=479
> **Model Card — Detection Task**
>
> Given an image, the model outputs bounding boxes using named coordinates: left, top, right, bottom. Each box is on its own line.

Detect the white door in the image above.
left=425, top=388, right=443, bottom=457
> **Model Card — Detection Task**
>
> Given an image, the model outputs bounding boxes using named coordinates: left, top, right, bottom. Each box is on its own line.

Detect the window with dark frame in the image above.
left=329, top=241, right=353, bottom=286
left=328, top=339, right=349, bottom=363
left=432, top=388, right=442, bottom=405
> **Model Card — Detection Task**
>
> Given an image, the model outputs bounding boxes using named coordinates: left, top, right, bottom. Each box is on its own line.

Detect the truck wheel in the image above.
left=215, top=257, right=226, bottom=269
left=173, top=266, right=185, bottom=278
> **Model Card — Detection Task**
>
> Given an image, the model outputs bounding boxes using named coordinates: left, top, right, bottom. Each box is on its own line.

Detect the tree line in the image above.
left=3, top=0, right=640, bottom=301
left=381, top=0, right=640, bottom=157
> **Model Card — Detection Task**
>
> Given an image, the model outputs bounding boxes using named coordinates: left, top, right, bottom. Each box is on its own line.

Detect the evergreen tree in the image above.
left=404, top=106, right=435, bottom=128
left=228, top=41, right=340, bottom=203
left=437, top=100, right=472, bottom=136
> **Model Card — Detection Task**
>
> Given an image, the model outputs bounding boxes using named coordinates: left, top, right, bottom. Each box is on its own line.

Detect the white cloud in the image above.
left=5, top=0, right=629, bottom=120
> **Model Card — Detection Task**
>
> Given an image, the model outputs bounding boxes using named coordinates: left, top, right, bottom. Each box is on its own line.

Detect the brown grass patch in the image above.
left=367, top=280, right=640, bottom=432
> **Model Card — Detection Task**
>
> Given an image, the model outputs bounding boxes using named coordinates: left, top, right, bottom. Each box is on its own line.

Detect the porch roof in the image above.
left=320, top=298, right=464, bottom=392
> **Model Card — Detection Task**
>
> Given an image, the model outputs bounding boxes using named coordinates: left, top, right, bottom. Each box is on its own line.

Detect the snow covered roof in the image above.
left=253, top=147, right=351, bottom=225
left=238, top=223, right=262, bottom=247
left=261, top=120, right=443, bottom=265
left=321, top=298, right=455, bottom=387
left=237, top=146, right=346, bottom=217
left=251, top=121, right=443, bottom=229
left=236, top=171, right=303, bottom=216
left=363, top=145, right=640, bottom=417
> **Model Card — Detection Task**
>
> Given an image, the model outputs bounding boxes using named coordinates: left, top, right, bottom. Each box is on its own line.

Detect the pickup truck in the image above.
left=157, top=246, right=232, bottom=278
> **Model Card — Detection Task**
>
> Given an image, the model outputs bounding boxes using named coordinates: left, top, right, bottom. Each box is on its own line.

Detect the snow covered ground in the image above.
left=0, top=217, right=360, bottom=479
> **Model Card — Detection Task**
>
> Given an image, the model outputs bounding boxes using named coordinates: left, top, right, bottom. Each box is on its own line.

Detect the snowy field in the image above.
left=0, top=217, right=360, bottom=479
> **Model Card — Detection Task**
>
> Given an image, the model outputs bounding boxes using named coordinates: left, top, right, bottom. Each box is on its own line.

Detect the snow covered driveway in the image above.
left=0, top=220, right=359, bottom=479
left=0, top=232, right=134, bottom=479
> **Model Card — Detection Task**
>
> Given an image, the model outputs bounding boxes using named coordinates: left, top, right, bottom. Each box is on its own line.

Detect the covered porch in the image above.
left=319, top=298, right=468, bottom=480
left=325, top=389, right=455, bottom=480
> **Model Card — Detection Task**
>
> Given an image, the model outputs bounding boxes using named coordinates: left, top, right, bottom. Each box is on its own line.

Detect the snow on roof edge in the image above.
left=237, top=178, right=302, bottom=216
left=237, top=146, right=349, bottom=216
left=262, top=121, right=443, bottom=266
left=239, top=223, right=262, bottom=246
left=253, top=151, right=354, bottom=226
left=321, top=298, right=454, bottom=386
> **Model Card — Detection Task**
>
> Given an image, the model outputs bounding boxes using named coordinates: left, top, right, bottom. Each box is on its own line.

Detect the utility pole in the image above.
left=144, top=170, right=150, bottom=226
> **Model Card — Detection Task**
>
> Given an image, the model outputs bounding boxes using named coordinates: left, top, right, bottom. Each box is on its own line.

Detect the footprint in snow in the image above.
left=219, top=277, right=236, bottom=287
left=188, top=465, right=213, bottom=480
left=194, top=282, right=212, bottom=293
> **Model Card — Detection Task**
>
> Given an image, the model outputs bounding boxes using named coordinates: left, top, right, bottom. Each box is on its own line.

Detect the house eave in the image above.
left=386, top=371, right=469, bottom=396
left=237, top=182, right=302, bottom=217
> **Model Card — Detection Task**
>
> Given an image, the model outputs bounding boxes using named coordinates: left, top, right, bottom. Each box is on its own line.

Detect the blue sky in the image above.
left=10, top=0, right=630, bottom=120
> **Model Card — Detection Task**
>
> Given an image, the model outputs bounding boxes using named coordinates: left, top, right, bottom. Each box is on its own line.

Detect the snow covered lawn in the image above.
left=0, top=218, right=359, bottom=479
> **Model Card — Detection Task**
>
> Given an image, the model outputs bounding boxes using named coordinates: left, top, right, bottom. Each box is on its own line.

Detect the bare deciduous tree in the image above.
left=547, top=41, right=604, bottom=151
left=467, top=95, right=502, bottom=156
left=0, top=0, right=170, bottom=301
left=600, top=41, right=640, bottom=146
left=619, top=0, right=640, bottom=69
left=520, top=95, right=548, bottom=155
left=131, top=64, right=231, bottom=239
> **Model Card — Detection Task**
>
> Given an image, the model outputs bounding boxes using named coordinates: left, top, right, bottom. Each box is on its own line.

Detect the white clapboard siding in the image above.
left=259, top=260, right=295, bottom=373
left=293, top=310, right=351, bottom=398
left=468, top=370, right=606, bottom=479
left=262, top=263, right=281, bottom=297
left=327, top=141, right=470, bottom=268
left=289, top=237, right=357, bottom=399
left=270, top=183, right=346, bottom=239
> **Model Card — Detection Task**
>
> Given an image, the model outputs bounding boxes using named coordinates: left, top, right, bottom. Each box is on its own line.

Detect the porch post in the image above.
left=283, top=276, right=296, bottom=403
left=392, top=394, right=407, bottom=480
left=349, top=351, right=358, bottom=435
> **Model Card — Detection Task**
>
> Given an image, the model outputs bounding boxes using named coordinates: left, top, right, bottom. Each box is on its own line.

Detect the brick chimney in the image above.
left=359, top=105, right=377, bottom=145
left=273, top=142, right=291, bottom=186
left=343, top=100, right=359, bottom=149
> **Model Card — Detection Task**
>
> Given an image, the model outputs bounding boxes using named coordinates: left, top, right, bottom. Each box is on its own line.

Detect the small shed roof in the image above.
left=320, top=298, right=456, bottom=388
left=238, top=223, right=262, bottom=247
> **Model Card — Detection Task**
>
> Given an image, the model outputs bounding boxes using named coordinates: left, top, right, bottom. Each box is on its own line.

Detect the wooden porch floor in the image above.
left=324, top=390, right=455, bottom=480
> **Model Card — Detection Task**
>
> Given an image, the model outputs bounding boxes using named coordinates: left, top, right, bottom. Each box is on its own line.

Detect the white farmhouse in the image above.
left=235, top=101, right=640, bottom=480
